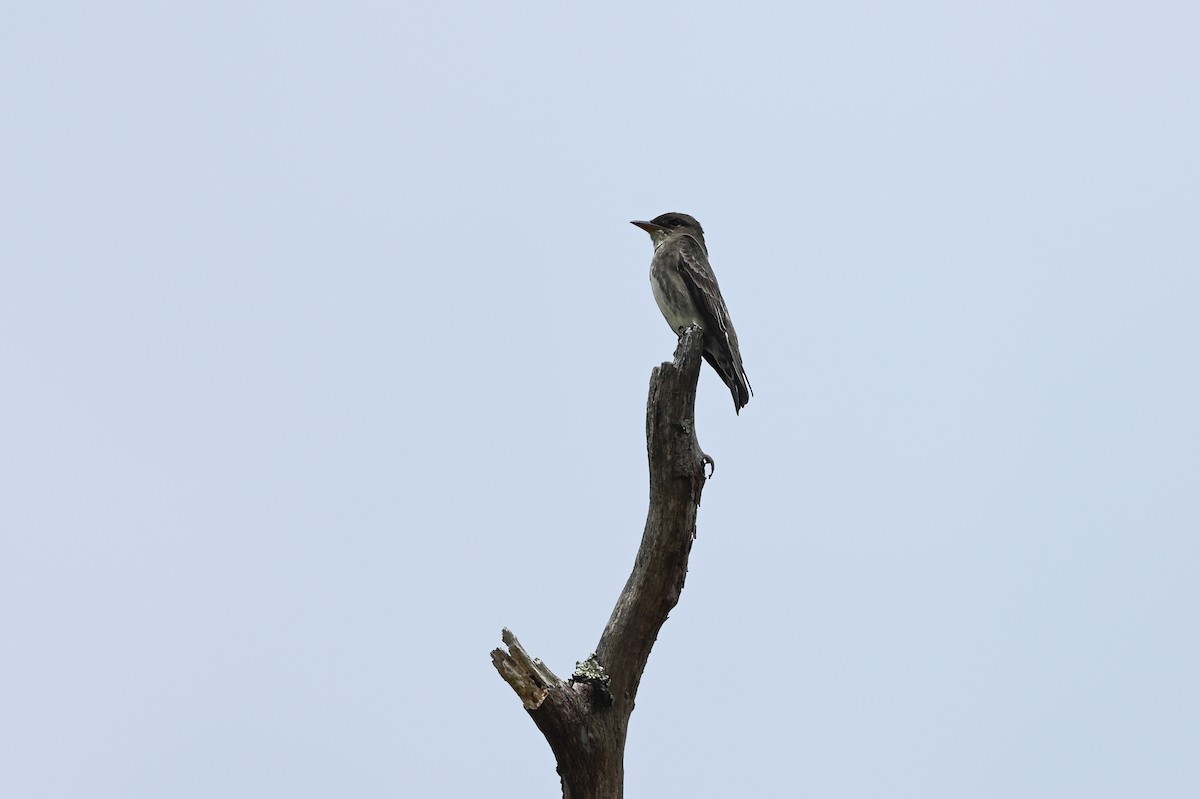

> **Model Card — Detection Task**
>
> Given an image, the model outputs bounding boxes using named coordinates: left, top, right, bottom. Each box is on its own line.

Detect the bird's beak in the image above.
left=630, top=220, right=664, bottom=234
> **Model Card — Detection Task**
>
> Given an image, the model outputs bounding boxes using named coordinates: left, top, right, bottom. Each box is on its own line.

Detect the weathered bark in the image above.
left=491, top=327, right=709, bottom=799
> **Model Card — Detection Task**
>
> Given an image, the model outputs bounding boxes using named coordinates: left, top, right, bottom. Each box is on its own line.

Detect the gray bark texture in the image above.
left=490, top=328, right=710, bottom=799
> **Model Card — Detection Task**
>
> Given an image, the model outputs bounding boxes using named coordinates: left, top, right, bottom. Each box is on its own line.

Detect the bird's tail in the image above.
left=702, top=350, right=753, bottom=414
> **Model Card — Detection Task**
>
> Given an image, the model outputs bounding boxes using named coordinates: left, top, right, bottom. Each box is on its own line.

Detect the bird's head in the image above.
left=631, top=212, right=706, bottom=249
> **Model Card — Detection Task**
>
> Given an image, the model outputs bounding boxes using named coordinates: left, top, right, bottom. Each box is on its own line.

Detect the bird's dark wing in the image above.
left=675, top=234, right=753, bottom=411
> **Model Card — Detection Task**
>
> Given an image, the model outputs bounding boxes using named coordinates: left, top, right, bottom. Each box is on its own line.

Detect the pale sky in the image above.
left=2, top=2, right=1198, bottom=797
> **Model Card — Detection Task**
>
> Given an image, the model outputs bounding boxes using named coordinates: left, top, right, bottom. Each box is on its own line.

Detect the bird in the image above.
left=631, top=212, right=752, bottom=413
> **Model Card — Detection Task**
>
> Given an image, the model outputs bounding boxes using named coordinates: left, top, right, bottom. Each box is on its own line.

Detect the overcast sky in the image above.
left=2, top=2, right=1198, bottom=797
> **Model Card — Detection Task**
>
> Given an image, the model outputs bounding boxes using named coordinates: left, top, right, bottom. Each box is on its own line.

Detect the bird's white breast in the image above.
left=650, top=260, right=704, bottom=332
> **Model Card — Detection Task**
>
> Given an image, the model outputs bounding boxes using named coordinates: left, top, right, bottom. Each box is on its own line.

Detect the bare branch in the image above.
left=490, top=328, right=709, bottom=799
left=490, top=628, right=558, bottom=710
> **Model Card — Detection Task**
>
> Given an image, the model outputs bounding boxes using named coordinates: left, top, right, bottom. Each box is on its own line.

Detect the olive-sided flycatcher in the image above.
left=631, top=212, right=752, bottom=413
